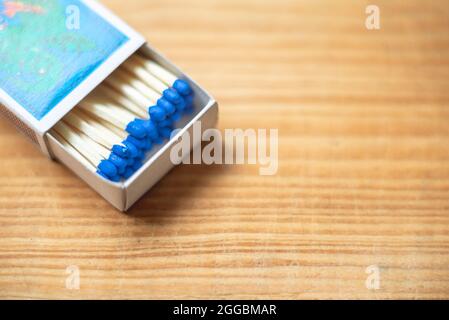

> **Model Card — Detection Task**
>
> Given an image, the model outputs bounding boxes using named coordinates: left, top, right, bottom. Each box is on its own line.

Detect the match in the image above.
left=126, top=56, right=195, bottom=115
left=105, top=72, right=170, bottom=123
left=62, top=113, right=140, bottom=179
left=64, top=111, right=124, bottom=152
left=78, top=97, right=157, bottom=160
left=52, top=131, right=96, bottom=172
left=79, top=98, right=149, bottom=139
left=105, top=73, right=153, bottom=109
left=114, top=69, right=162, bottom=103
left=122, top=59, right=184, bottom=105
left=96, top=85, right=148, bottom=119
left=53, top=122, right=120, bottom=181
left=64, top=110, right=137, bottom=161
left=133, top=55, right=192, bottom=97
left=122, top=60, right=188, bottom=118
left=74, top=128, right=129, bottom=176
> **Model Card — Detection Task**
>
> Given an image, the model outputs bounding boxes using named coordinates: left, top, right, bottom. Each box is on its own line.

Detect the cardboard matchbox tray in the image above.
left=0, top=0, right=218, bottom=211
left=47, top=46, right=218, bottom=211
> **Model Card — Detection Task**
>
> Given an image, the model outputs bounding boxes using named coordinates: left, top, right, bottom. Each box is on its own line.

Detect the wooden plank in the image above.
left=0, top=0, right=448, bottom=299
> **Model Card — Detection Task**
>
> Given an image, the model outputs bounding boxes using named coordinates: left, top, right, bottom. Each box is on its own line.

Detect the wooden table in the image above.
left=0, top=0, right=448, bottom=299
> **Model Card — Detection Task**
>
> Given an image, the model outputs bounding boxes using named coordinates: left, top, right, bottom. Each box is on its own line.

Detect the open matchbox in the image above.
left=0, top=0, right=218, bottom=211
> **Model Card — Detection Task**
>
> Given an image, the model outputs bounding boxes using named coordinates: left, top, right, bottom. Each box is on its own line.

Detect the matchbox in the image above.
left=0, top=0, right=218, bottom=210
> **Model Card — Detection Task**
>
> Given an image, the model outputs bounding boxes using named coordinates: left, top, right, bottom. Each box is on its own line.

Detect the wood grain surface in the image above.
left=1, top=0, right=448, bottom=299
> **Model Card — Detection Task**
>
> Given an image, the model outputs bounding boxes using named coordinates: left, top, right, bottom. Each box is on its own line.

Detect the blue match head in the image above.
left=149, top=105, right=167, bottom=122
left=139, top=119, right=159, bottom=140
left=123, top=167, right=135, bottom=179
left=111, top=144, right=129, bottom=158
left=127, top=157, right=135, bottom=167
left=108, top=153, right=128, bottom=172
left=158, top=117, right=174, bottom=128
left=98, top=160, right=118, bottom=179
left=97, top=170, right=109, bottom=180
left=159, top=126, right=174, bottom=139
left=152, top=135, right=164, bottom=145
left=183, top=105, right=195, bottom=115
left=126, top=119, right=148, bottom=139
left=135, top=149, right=145, bottom=160
left=97, top=171, right=121, bottom=182
left=184, top=94, right=194, bottom=109
left=173, top=98, right=186, bottom=112
left=173, top=79, right=192, bottom=96
left=109, top=175, right=121, bottom=182
left=117, top=166, right=126, bottom=176
left=157, top=98, right=176, bottom=115
left=127, top=136, right=153, bottom=152
left=163, top=88, right=182, bottom=105
left=122, top=140, right=140, bottom=158
left=143, top=138, right=153, bottom=151
left=170, top=111, right=183, bottom=123
left=126, top=136, right=146, bottom=150
left=132, top=160, right=143, bottom=171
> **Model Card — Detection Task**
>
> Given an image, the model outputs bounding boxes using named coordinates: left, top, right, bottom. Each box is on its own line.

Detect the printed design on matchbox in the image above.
left=0, top=0, right=129, bottom=120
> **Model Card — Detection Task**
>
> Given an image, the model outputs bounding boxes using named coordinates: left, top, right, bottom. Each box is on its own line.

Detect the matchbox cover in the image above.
left=0, top=0, right=145, bottom=136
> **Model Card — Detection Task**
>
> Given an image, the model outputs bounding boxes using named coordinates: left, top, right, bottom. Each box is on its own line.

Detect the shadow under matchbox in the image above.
left=0, top=0, right=218, bottom=211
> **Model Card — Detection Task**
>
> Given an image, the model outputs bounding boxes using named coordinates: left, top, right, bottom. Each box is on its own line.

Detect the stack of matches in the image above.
left=51, top=54, right=194, bottom=182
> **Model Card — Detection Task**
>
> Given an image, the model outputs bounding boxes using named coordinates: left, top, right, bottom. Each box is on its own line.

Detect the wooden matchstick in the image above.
left=134, top=54, right=192, bottom=97
left=113, top=69, right=161, bottom=103
left=133, top=55, right=177, bottom=86
left=96, top=85, right=148, bottom=119
left=71, top=109, right=138, bottom=159
left=123, top=59, right=167, bottom=93
left=105, top=73, right=153, bottom=108
left=122, top=59, right=184, bottom=106
left=64, top=112, right=122, bottom=150
left=80, top=101, right=133, bottom=128
left=51, top=131, right=96, bottom=171
left=53, top=122, right=119, bottom=180
left=79, top=96, right=161, bottom=141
